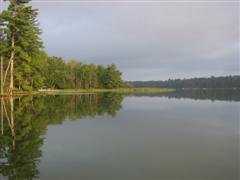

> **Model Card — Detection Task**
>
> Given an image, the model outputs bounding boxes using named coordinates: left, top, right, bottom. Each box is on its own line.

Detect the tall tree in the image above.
left=1, top=0, right=125, bottom=92
left=2, top=0, right=42, bottom=92
left=0, top=4, right=8, bottom=94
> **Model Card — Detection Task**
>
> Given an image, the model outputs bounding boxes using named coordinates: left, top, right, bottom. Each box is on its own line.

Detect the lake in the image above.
left=0, top=90, right=239, bottom=180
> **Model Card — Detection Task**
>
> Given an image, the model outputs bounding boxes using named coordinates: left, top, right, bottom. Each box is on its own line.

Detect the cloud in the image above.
left=32, top=1, right=239, bottom=80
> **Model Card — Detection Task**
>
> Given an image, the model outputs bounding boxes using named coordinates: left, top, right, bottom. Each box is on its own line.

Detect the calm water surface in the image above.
left=0, top=90, right=239, bottom=180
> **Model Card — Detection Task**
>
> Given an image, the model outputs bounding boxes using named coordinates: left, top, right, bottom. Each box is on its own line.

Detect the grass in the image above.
left=0, top=91, right=39, bottom=97
left=38, top=88, right=175, bottom=95
left=0, top=88, right=174, bottom=97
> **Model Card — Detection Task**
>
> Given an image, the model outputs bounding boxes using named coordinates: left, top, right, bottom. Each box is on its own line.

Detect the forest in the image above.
left=128, top=76, right=240, bottom=89
left=0, top=0, right=123, bottom=94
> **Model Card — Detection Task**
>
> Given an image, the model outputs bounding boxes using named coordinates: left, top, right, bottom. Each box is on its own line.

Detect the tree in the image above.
left=0, top=7, right=8, bottom=94
left=2, top=0, right=42, bottom=92
left=104, top=64, right=123, bottom=89
left=44, top=56, right=65, bottom=89
left=1, top=0, right=125, bottom=92
left=65, top=60, right=81, bottom=89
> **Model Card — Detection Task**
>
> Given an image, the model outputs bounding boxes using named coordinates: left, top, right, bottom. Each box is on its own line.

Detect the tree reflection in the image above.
left=133, top=89, right=240, bottom=102
left=0, top=93, right=124, bottom=179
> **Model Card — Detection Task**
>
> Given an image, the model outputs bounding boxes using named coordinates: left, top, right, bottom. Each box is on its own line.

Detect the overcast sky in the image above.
left=29, top=0, right=239, bottom=80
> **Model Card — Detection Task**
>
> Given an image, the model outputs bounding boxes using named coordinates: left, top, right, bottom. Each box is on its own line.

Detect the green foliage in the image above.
left=1, top=0, right=124, bottom=92
left=129, top=76, right=240, bottom=89
left=1, top=0, right=43, bottom=91
left=104, top=64, right=123, bottom=89
left=44, top=56, right=65, bottom=89
left=42, top=58, right=123, bottom=89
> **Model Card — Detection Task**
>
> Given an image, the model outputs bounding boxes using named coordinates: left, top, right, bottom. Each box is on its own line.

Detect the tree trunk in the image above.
left=0, top=56, right=3, bottom=95
left=1, top=98, right=3, bottom=135
left=18, top=80, right=20, bottom=90
left=9, top=36, right=15, bottom=95
left=31, top=79, right=34, bottom=90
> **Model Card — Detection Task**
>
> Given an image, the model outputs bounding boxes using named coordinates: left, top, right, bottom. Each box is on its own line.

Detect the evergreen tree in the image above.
left=0, top=7, right=8, bottom=93
left=1, top=0, right=124, bottom=92
left=2, top=0, right=42, bottom=92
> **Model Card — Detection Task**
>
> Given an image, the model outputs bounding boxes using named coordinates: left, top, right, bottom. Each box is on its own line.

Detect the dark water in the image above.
left=0, top=90, right=239, bottom=180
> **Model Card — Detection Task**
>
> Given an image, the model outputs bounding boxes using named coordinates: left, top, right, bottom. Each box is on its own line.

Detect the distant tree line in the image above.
left=0, top=0, right=123, bottom=93
left=133, top=89, right=240, bottom=102
left=128, top=76, right=240, bottom=89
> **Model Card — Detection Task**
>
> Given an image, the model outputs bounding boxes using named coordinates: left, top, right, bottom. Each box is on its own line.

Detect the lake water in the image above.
left=0, top=90, right=239, bottom=180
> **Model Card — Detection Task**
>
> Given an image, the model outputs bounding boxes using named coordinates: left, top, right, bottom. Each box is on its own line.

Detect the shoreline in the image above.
left=38, top=88, right=175, bottom=95
left=1, top=88, right=239, bottom=97
left=0, top=88, right=175, bottom=97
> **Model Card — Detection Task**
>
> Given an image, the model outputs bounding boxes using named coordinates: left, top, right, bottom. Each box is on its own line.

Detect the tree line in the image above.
left=45, top=57, right=123, bottom=89
left=133, top=89, right=240, bottom=102
left=128, top=76, right=240, bottom=89
left=0, top=0, right=123, bottom=94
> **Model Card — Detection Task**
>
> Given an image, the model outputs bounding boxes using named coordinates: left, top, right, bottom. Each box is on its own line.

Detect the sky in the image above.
left=29, top=0, right=239, bottom=80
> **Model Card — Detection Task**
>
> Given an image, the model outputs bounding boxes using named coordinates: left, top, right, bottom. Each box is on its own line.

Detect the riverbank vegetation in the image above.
left=38, top=88, right=174, bottom=95
left=0, top=0, right=123, bottom=95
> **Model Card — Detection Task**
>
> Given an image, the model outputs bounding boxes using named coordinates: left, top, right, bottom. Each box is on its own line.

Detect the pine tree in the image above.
left=2, top=0, right=42, bottom=93
left=0, top=7, right=8, bottom=94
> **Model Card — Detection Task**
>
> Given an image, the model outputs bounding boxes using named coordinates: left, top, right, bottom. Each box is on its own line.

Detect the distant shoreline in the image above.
left=127, top=75, right=240, bottom=89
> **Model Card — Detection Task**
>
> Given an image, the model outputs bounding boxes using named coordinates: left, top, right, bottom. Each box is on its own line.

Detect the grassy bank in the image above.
left=38, top=88, right=175, bottom=95
left=0, top=88, right=174, bottom=97
left=0, top=91, right=39, bottom=97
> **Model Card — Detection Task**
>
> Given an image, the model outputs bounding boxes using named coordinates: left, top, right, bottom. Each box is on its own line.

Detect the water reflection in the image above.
left=0, top=93, right=124, bottom=180
left=133, top=89, right=240, bottom=102
left=0, top=90, right=239, bottom=179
